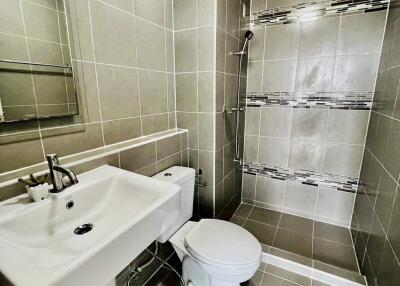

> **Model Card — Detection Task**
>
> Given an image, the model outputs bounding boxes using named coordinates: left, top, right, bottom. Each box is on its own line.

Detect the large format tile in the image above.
left=313, top=238, right=358, bottom=272
left=0, top=0, right=24, bottom=35
left=298, top=17, right=339, bottom=57
left=244, top=220, right=277, bottom=246
left=265, top=24, right=299, bottom=60
left=255, top=176, right=285, bottom=208
left=135, top=18, right=166, bottom=71
left=248, top=207, right=282, bottom=226
left=23, top=2, right=60, bottom=42
left=90, top=0, right=136, bottom=66
left=337, top=11, right=386, bottom=55
left=261, top=273, right=299, bottom=286
left=273, top=228, right=313, bottom=258
left=96, top=64, right=140, bottom=120
left=279, top=214, right=313, bottom=236
left=283, top=182, right=317, bottom=217
left=265, top=264, right=311, bottom=286
left=314, top=221, right=353, bottom=246
left=315, top=187, right=355, bottom=226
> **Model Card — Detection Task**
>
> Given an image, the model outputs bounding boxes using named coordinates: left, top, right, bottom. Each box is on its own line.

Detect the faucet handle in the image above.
left=46, top=153, right=59, bottom=164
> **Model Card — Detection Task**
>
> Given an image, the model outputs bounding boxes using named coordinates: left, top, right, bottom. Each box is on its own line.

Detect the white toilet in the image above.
left=153, top=167, right=261, bottom=286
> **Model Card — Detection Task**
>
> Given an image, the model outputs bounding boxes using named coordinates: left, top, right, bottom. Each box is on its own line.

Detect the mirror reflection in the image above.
left=0, top=0, right=78, bottom=123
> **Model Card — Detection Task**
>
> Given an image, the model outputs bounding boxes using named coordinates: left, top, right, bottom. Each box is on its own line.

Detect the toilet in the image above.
left=153, top=167, right=261, bottom=286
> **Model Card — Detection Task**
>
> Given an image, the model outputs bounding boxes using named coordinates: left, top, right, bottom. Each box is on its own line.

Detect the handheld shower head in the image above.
left=238, top=30, right=254, bottom=54
left=244, top=30, right=254, bottom=40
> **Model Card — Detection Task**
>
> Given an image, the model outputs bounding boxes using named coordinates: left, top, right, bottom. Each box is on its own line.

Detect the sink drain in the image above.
left=74, top=224, right=93, bottom=235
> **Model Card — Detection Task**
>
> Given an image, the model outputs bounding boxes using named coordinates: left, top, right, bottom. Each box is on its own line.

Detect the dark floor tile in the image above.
left=265, top=264, right=311, bottom=286
left=261, top=273, right=299, bottom=286
left=248, top=206, right=282, bottom=226
left=314, top=221, right=353, bottom=246
left=269, top=247, right=313, bottom=267
left=279, top=213, right=313, bottom=236
left=234, top=203, right=254, bottom=218
left=273, top=228, right=313, bottom=258
left=159, top=270, right=182, bottom=286
left=313, top=261, right=365, bottom=285
left=244, top=220, right=277, bottom=246
left=313, top=238, right=358, bottom=272
left=144, top=266, right=171, bottom=286
left=241, top=270, right=264, bottom=286
left=230, top=215, right=246, bottom=226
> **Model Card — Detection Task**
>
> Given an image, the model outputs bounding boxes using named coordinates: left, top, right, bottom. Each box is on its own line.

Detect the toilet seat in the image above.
left=184, top=219, right=261, bottom=268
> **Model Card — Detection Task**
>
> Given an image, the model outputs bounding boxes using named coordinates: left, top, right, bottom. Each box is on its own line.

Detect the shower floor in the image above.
left=230, top=203, right=366, bottom=285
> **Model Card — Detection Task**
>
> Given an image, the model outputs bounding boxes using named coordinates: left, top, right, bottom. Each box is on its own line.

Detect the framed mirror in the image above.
left=0, top=0, right=79, bottom=123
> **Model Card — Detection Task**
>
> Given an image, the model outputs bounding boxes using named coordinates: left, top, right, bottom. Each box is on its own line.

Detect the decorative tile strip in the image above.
left=243, top=162, right=360, bottom=193
left=246, top=91, right=373, bottom=110
left=252, top=0, right=389, bottom=26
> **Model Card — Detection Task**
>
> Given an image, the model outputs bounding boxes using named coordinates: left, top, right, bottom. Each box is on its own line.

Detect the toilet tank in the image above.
left=153, top=166, right=195, bottom=243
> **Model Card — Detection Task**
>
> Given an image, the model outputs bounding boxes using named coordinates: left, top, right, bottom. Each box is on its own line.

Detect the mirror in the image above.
left=0, top=0, right=78, bottom=122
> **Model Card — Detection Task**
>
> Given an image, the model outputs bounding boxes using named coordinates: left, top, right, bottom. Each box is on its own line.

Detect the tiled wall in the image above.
left=215, top=0, right=249, bottom=219
left=0, top=0, right=176, bottom=177
left=0, top=0, right=76, bottom=121
left=351, top=0, right=400, bottom=284
left=174, top=0, right=247, bottom=219
left=242, top=0, right=387, bottom=226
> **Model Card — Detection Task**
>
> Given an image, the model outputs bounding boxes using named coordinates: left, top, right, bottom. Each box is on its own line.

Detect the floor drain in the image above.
left=74, top=224, right=93, bottom=235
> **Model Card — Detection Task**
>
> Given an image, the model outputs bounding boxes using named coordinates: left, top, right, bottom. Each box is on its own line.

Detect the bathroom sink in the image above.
left=0, top=165, right=180, bottom=286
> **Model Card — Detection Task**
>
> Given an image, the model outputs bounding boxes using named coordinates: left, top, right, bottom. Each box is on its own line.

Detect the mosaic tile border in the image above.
left=243, top=162, right=360, bottom=193
left=252, top=0, right=389, bottom=26
left=246, top=91, right=373, bottom=110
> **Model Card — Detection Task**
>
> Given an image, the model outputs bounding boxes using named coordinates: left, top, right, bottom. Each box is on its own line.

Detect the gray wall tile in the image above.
left=284, top=181, right=317, bottom=217
left=298, top=17, right=339, bottom=58
left=96, top=64, right=140, bottom=120
left=322, top=143, right=363, bottom=178
left=263, top=60, right=296, bottom=91
left=90, top=0, right=136, bottom=66
left=265, top=24, right=299, bottom=60
left=337, top=11, right=386, bottom=55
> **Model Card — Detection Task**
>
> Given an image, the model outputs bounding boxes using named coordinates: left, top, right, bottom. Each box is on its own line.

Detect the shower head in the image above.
left=237, top=30, right=254, bottom=54
left=244, top=30, right=254, bottom=41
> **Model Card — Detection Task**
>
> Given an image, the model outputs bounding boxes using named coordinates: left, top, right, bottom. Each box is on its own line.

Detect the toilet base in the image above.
left=182, top=256, right=241, bottom=286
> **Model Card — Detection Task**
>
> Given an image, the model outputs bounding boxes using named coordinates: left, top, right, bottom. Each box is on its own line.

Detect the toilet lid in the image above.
left=184, top=219, right=261, bottom=266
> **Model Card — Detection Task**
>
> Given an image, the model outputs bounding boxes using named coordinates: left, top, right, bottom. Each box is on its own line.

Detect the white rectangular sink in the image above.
left=0, top=165, right=180, bottom=286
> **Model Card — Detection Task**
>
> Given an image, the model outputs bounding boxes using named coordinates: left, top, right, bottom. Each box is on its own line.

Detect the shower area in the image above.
left=229, top=0, right=400, bottom=285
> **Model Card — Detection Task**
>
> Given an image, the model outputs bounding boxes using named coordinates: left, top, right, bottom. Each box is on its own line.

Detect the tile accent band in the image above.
left=251, top=0, right=389, bottom=26
left=246, top=91, right=373, bottom=110
left=243, top=162, right=360, bottom=193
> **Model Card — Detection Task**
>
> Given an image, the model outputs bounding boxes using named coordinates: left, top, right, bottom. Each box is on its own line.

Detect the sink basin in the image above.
left=0, top=165, right=180, bottom=286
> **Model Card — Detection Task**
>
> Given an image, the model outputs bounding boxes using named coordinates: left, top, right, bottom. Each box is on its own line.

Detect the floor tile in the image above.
left=230, top=215, right=246, bottom=226
left=313, top=261, right=365, bottom=285
left=313, top=237, right=358, bottom=272
left=261, top=273, right=300, bottom=286
left=269, top=247, right=314, bottom=267
left=279, top=213, right=313, bottom=236
left=314, top=221, right=353, bottom=246
left=234, top=203, right=254, bottom=218
left=265, top=264, right=312, bottom=286
left=244, top=220, right=277, bottom=246
left=248, top=206, right=282, bottom=226
left=273, top=228, right=313, bottom=258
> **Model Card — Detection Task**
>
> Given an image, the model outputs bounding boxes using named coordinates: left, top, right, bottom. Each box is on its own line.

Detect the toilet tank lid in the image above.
left=153, top=166, right=195, bottom=185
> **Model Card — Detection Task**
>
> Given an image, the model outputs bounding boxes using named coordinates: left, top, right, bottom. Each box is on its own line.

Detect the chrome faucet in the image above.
left=46, top=154, right=78, bottom=193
